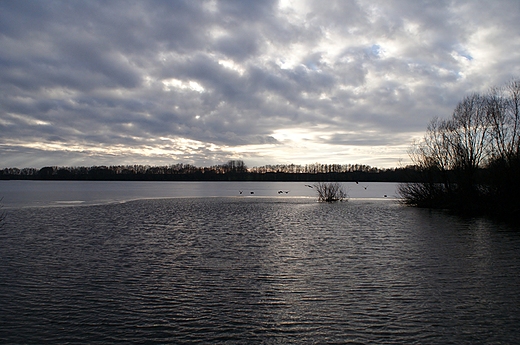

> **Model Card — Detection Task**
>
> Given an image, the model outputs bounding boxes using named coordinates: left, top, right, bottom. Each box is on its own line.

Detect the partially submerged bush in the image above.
left=314, top=182, right=348, bottom=202
left=397, top=182, right=452, bottom=208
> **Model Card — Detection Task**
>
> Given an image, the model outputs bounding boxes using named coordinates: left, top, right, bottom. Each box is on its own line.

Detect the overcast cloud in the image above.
left=1, top=0, right=520, bottom=168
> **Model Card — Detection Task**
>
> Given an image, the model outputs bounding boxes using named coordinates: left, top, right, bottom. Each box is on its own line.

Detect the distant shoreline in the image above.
left=1, top=163, right=421, bottom=182
left=0, top=171, right=419, bottom=183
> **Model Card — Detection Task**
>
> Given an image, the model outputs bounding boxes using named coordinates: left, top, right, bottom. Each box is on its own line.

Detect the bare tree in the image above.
left=400, top=78, right=520, bottom=216
left=484, top=79, right=520, bottom=214
left=486, top=79, right=520, bottom=163
left=400, top=117, right=458, bottom=206
left=446, top=93, right=492, bottom=201
left=399, top=94, right=491, bottom=207
left=398, top=118, right=456, bottom=207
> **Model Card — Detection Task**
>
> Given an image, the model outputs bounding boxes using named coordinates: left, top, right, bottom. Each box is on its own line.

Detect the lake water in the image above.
left=0, top=180, right=397, bottom=208
left=0, top=181, right=519, bottom=344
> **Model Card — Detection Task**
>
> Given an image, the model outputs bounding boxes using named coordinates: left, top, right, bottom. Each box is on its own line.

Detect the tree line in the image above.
left=399, top=78, right=520, bottom=219
left=0, top=161, right=421, bottom=182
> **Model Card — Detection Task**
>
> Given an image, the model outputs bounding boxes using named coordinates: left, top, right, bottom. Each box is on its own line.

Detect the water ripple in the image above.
left=0, top=198, right=519, bottom=344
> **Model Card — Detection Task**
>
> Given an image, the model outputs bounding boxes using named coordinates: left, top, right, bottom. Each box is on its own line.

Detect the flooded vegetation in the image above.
left=314, top=182, right=348, bottom=202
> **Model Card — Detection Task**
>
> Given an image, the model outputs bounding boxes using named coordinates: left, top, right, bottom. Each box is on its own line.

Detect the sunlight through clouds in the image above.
left=1, top=0, right=520, bottom=168
left=162, top=79, right=205, bottom=93
left=218, top=59, right=245, bottom=75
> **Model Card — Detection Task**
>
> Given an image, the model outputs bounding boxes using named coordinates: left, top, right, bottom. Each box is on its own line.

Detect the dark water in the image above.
left=1, top=195, right=519, bottom=343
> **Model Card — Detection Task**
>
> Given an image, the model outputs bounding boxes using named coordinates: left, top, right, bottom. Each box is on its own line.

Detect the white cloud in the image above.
left=1, top=0, right=520, bottom=169
left=162, top=78, right=206, bottom=93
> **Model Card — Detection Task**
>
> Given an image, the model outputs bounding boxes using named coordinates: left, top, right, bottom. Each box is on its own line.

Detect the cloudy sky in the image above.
left=1, top=0, right=520, bottom=169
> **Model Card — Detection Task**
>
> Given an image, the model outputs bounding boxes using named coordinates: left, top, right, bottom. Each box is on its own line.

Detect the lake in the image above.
left=0, top=180, right=397, bottom=208
left=0, top=181, right=519, bottom=344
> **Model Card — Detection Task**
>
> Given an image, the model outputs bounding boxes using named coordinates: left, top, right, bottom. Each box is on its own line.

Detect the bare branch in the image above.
left=314, top=182, right=348, bottom=202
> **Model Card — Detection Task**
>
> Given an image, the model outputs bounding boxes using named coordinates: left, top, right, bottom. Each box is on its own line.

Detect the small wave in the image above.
left=54, top=200, right=85, bottom=204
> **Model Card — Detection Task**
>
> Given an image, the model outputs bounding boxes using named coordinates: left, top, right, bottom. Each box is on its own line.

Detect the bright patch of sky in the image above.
left=1, top=0, right=520, bottom=169
left=162, top=79, right=206, bottom=93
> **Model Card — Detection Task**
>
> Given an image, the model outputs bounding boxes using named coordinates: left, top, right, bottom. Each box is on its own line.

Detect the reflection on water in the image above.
left=0, top=180, right=399, bottom=208
left=0, top=197, right=518, bottom=344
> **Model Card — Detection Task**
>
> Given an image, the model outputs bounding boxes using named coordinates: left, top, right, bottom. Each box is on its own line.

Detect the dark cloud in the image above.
left=214, top=30, right=260, bottom=61
left=1, top=0, right=520, bottom=168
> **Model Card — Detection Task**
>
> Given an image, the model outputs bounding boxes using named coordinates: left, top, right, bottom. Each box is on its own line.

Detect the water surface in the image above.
left=0, top=182, right=518, bottom=343
left=0, top=180, right=397, bottom=208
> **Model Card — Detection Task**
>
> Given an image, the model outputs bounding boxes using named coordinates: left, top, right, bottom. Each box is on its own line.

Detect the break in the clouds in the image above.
left=1, top=0, right=520, bottom=168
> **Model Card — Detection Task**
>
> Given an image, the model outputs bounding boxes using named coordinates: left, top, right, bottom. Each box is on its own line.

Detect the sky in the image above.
left=1, top=0, right=520, bottom=169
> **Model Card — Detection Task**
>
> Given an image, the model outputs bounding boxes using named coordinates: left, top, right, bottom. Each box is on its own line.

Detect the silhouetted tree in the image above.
left=38, top=166, right=56, bottom=179
left=399, top=78, right=520, bottom=217
left=225, top=160, right=247, bottom=173
left=484, top=79, right=520, bottom=216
